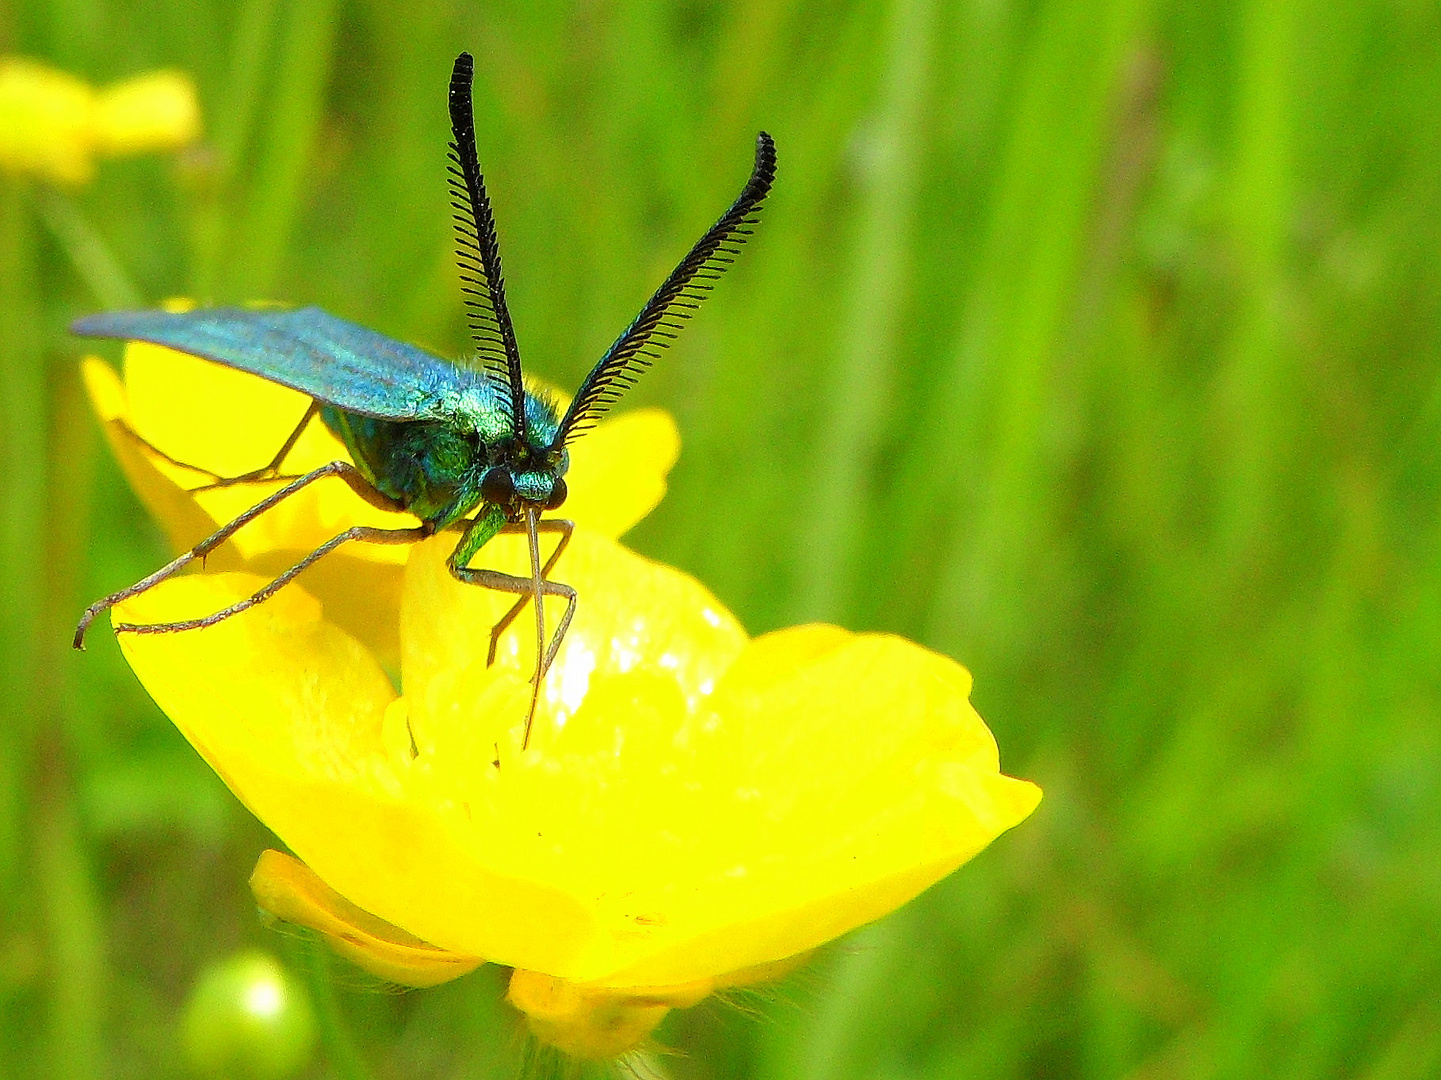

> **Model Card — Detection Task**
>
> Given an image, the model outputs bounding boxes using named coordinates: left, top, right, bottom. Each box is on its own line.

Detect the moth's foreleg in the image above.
left=485, top=518, right=574, bottom=667
left=74, top=460, right=404, bottom=648
left=446, top=552, right=577, bottom=751
left=445, top=562, right=577, bottom=679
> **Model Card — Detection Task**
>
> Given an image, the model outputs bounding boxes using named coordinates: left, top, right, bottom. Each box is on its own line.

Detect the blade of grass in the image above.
left=793, top=0, right=936, bottom=625
left=190, top=0, right=282, bottom=300
left=228, top=0, right=339, bottom=300
left=0, top=179, right=44, bottom=930
left=911, top=0, right=1145, bottom=662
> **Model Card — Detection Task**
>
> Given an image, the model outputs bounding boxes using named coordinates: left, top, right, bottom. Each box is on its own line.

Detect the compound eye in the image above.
left=481, top=467, right=515, bottom=505
left=544, top=477, right=568, bottom=511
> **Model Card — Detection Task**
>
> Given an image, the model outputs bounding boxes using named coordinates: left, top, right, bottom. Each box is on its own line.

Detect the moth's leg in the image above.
left=113, top=417, right=226, bottom=483
left=113, top=402, right=323, bottom=490
left=74, top=460, right=405, bottom=648
left=447, top=516, right=578, bottom=750
left=446, top=563, right=577, bottom=749
left=188, top=401, right=322, bottom=491
left=447, top=567, right=578, bottom=673
left=112, top=523, right=428, bottom=636
left=485, top=519, right=574, bottom=667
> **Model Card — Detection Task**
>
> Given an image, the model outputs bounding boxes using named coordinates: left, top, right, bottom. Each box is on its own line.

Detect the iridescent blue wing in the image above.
left=71, top=306, right=471, bottom=421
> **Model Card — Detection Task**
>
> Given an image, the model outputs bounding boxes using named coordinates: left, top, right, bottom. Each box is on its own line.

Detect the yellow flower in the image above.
left=93, top=70, right=202, bottom=157
left=86, top=343, right=1041, bottom=1059
left=0, top=57, right=200, bottom=183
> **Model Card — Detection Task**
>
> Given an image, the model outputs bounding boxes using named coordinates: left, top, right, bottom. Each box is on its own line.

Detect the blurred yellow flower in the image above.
left=94, top=70, right=202, bottom=156
left=86, top=342, right=1041, bottom=1058
left=0, top=57, right=200, bottom=183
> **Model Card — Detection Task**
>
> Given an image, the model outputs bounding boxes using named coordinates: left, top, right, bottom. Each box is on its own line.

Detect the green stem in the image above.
left=295, top=933, right=374, bottom=1080
left=35, top=187, right=143, bottom=309
left=1, top=177, right=108, bottom=1080
left=34, top=748, right=107, bottom=1080
left=0, top=177, right=43, bottom=933
left=229, top=0, right=339, bottom=299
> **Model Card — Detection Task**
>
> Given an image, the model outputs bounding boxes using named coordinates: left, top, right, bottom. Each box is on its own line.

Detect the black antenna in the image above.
left=448, top=52, right=526, bottom=437
left=553, top=131, right=777, bottom=448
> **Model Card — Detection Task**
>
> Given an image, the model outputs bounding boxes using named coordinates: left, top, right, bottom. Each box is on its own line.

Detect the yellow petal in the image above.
left=113, top=571, right=603, bottom=977
left=389, top=533, right=1038, bottom=985
left=560, top=408, right=679, bottom=538
left=596, top=629, right=1041, bottom=987
left=254, top=839, right=808, bottom=1057
left=507, top=969, right=709, bottom=1060
left=123, top=338, right=333, bottom=478
left=116, top=340, right=417, bottom=565
left=82, top=355, right=408, bottom=655
left=243, top=549, right=407, bottom=665
left=112, top=574, right=398, bottom=811
left=0, top=57, right=96, bottom=184
left=94, top=70, right=200, bottom=156
left=250, top=850, right=482, bottom=988
left=367, top=530, right=746, bottom=971
left=81, top=357, right=243, bottom=567
left=399, top=528, right=747, bottom=756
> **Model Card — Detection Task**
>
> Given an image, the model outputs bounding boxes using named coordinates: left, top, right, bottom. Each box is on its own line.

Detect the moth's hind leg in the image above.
left=74, top=460, right=405, bottom=648
left=114, top=401, right=323, bottom=491
left=112, top=417, right=228, bottom=485
left=188, top=401, right=323, bottom=490
left=485, top=519, right=574, bottom=667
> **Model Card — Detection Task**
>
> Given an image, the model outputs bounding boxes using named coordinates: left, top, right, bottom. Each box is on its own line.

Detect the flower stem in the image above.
left=295, top=932, right=375, bottom=1080
left=0, top=176, right=43, bottom=934
left=35, top=187, right=143, bottom=309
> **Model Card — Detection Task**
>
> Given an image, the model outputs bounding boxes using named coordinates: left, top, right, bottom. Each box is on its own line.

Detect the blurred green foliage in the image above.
left=3, top=0, right=1440, bottom=1077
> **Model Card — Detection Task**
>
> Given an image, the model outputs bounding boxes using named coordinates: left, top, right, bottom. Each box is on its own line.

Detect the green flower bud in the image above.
left=181, top=950, right=315, bottom=1080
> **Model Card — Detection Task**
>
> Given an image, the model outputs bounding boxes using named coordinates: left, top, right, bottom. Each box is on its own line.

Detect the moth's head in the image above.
left=481, top=437, right=570, bottom=516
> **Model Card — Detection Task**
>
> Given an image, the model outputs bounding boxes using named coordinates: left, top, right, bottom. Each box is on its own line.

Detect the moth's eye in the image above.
left=481, top=467, right=514, bottom=504
left=544, top=478, right=568, bottom=511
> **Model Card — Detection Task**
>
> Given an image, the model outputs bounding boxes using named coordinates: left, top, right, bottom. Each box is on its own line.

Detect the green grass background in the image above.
left=4, top=0, right=1440, bottom=1077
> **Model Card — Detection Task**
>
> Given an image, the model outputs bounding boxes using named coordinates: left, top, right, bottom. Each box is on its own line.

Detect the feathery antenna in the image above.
left=553, top=131, right=777, bottom=447
left=448, top=52, right=526, bottom=437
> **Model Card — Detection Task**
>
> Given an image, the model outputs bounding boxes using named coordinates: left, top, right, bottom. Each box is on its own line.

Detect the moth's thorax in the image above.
left=438, top=379, right=514, bottom=444
left=433, top=374, right=563, bottom=445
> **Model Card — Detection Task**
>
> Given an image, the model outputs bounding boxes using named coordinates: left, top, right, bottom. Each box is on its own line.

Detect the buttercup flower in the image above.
left=85, top=344, right=1042, bottom=1059
left=0, top=57, right=200, bottom=183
